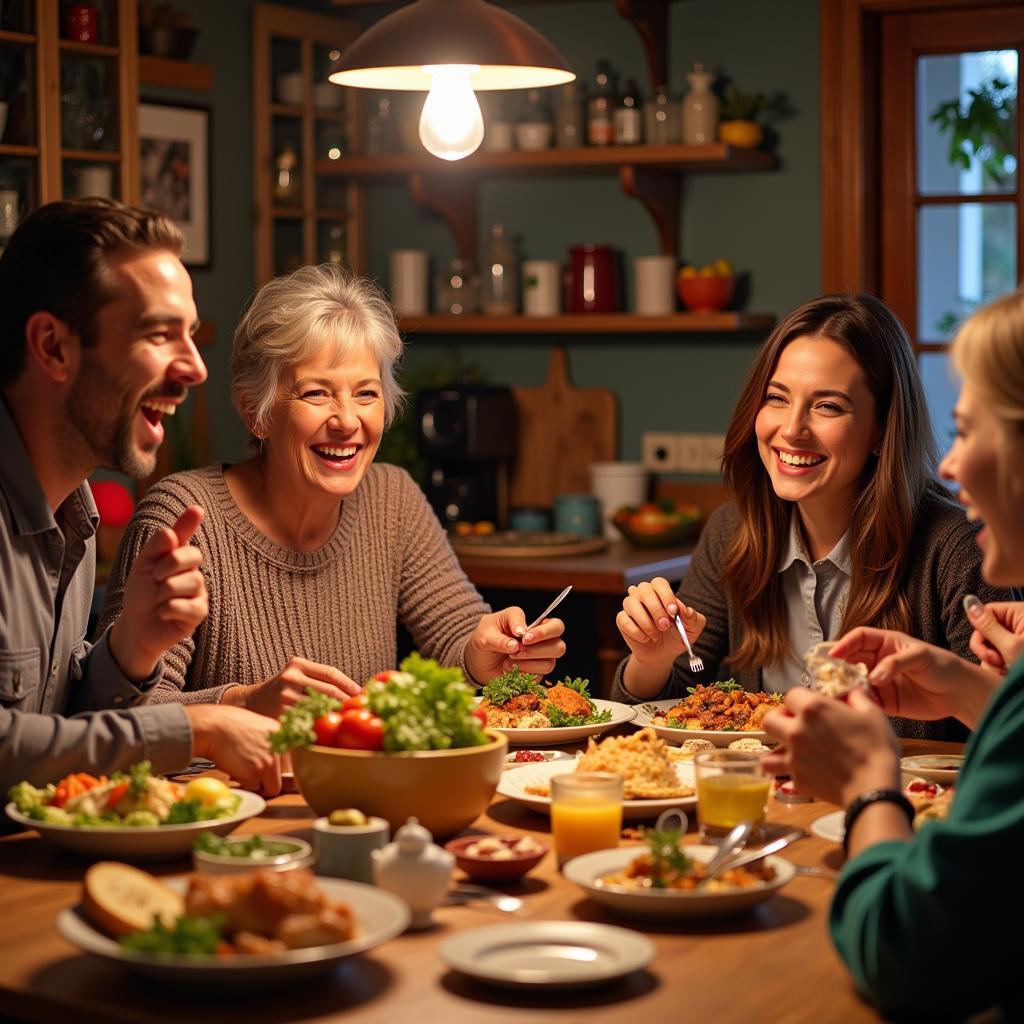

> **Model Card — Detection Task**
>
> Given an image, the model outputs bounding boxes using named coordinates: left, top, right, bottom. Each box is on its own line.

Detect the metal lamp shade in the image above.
left=328, top=0, right=575, bottom=91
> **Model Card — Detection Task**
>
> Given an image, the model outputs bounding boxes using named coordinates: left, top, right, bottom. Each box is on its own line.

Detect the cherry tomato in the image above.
left=342, top=693, right=370, bottom=713
left=472, top=706, right=488, bottom=726
left=312, top=710, right=343, bottom=747
left=335, top=708, right=385, bottom=751
left=374, top=672, right=392, bottom=682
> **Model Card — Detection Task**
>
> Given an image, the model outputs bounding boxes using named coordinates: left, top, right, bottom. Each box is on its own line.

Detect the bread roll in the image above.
left=82, top=862, right=184, bottom=937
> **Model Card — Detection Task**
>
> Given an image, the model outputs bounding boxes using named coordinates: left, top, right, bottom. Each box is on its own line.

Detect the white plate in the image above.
left=56, top=875, right=410, bottom=989
left=810, top=810, right=845, bottom=844
left=488, top=699, right=637, bottom=747
left=503, top=749, right=575, bottom=770
left=633, top=699, right=769, bottom=747
left=810, top=773, right=934, bottom=845
left=563, top=844, right=795, bottom=920
left=439, top=920, right=653, bottom=990
left=496, top=759, right=696, bottom=822
left=5, top=790, right=266, bottom=861
left=900, top=754, right=964, bottom=785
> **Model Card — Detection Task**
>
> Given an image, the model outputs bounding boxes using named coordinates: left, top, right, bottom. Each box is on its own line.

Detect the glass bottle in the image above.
left=614, top=78, right=643, bottom=145
left=481, top=224, right=517, bottom=315
left=586, top=60, right=615, bottom=147
left=554, top=81, right=583, bottom=149
left=365, top=96, right=396, bottom=155
left=682, top=62, right=719, bottom=145
left=643, top=85, right=680, bottom=146
left=0, top=183, right=19, bottom=255
left=273, top=142, right=301, bottom=205
left=435, top=257, right=479, bottom=315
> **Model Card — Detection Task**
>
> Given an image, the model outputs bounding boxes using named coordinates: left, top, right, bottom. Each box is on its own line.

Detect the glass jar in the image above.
left=586, top=60, right=615, bottom=147
left=554, top=81, right=584, bottom=149
left=365, top=96, right=397, bottom=155
left=435, top=258, right=478, bottom=315
left=614, top=78, right=643, bottom=145
left=481, top=224, right=517, bottom=315
left=273, top=142, right=301, bottom=205
left=682, top=62, right=719, bottom=145
left=643, top=85, right=680, bottom=146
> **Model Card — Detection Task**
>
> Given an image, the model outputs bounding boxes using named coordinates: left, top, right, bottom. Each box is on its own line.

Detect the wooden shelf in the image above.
left=398, top=313, right=775, bottom=334
left=139, top=55, right=214, bottom=91
left=59, top=40, right=118, bottom=57
left=0, top=143, right=39, bottom=157
left=61, top=149, right=121, bottom=162
left=316, top=143, right=777, bottom=179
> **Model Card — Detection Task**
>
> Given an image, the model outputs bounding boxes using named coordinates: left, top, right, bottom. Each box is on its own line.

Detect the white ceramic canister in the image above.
left=589, top=461, right=649, bottom=540
left=522, top=258, right=561, bottom=316
left=389, top=249, right=429, bottom=316
left=633, top=255, right=677, bottom=315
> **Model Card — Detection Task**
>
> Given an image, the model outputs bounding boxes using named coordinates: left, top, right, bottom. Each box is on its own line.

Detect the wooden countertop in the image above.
left=0, top=739, right=961, bottom=1024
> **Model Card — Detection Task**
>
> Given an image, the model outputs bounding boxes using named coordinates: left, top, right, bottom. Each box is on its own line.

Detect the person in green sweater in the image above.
left=762, top=287, right=1024, bottom=1021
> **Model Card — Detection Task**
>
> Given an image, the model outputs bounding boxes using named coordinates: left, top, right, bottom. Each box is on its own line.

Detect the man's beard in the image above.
left=64, top=355, right=157, bottom=480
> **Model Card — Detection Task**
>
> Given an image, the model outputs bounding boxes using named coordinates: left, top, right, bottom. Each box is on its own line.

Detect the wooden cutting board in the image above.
left=509, top=347, right=618, bottom=508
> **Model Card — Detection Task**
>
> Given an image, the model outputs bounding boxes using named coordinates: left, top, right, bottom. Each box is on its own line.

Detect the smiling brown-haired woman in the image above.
left=611, top=294, right=1011, bottom=740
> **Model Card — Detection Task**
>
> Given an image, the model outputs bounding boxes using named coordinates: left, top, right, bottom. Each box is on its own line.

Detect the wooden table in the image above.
left=0, top=739, right=961, bottom=1024
left=455, top=541, right=694, bottom=695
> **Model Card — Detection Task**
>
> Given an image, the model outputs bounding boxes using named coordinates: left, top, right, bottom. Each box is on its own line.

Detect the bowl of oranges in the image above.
left=613, top=501, right=702, bottom=548
left=677, top=259, right=735, bottom=313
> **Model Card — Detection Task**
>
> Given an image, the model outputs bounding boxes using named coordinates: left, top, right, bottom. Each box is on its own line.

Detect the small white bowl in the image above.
left=192, top=834, right=314, bottom=875
left=515, top=121, right=553, bottom=151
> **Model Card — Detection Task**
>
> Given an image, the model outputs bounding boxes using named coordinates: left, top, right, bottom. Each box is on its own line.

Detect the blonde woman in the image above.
left=763, top=289, right=1024, bottom=1020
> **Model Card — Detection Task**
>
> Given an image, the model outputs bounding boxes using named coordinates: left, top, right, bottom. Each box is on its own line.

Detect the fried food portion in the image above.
left=545, top=683, right=593, bottom=718
left=654, top=684, right=781, bottom=732
left=186, top=868, right=355, bottom=949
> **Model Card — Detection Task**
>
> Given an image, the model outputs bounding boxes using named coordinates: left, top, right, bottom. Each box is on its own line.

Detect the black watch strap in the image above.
left=843, top=788, right=915, bottom=856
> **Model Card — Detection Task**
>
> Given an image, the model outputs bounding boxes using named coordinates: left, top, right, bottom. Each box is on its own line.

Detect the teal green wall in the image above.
left=160, top=0, right=820, bottom=466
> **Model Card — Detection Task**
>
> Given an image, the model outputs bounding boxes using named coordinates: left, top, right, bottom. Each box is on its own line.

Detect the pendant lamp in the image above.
left=329, top=0, right=575, bottom=161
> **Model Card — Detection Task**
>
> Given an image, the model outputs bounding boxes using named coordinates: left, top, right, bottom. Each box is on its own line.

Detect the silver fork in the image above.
left=674, top=614, right=704, bottom=673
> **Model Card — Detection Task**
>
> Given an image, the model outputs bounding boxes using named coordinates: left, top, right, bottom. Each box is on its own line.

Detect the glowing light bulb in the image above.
left=418, top=65, right=484, bottom=161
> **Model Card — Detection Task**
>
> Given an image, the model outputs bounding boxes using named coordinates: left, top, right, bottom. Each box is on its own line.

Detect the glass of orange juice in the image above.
left=694, top=750, right=770, bottom=843
left=550, top=771, right=623, bottom=867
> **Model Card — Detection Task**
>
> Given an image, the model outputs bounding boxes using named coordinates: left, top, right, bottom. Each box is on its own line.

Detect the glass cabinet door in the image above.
left=253, top=2, right=363, bottom=283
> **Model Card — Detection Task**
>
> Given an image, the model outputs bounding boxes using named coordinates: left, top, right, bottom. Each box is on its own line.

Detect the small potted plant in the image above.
left=717, top=86, right=770, bottom=149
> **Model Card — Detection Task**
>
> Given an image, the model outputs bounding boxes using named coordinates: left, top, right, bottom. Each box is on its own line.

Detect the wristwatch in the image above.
left=843, top=788, right=915, bottom=856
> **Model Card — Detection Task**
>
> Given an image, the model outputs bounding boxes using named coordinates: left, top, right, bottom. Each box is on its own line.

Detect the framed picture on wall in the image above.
left=138, top=102, right=210, bottom=266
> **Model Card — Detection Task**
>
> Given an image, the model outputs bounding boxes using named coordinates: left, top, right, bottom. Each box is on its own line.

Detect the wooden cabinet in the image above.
left=252, top=2, right=364, bottom=282
left=0, top=0, right=139, bottom=228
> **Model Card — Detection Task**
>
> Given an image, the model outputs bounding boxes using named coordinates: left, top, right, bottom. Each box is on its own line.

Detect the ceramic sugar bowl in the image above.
left=372, top=817, right=454, bottom=929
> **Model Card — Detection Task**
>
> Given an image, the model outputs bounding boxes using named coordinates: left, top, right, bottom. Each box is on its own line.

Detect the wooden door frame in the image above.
left=819, top=0, right=1022, bottom=295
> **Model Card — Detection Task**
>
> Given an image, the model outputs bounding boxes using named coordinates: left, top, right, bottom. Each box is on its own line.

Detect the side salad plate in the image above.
left=6, top=790, right=266, bottom=860
left=633, top=698, right=768, bottom=747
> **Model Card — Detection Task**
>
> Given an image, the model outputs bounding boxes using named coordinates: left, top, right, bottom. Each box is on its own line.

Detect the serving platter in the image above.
left=5, top=790, right=265, bottom=861
left=439, top=921, right=653, bottom=989
left=56, top=876, right=410, bottom=989
left=487, top=699, right=637, bottom=747
left=563, top=844, right=796, bottom=920
left=633, top=699, right=768, bottom=747
left=496, top=759, right=696, bottom=822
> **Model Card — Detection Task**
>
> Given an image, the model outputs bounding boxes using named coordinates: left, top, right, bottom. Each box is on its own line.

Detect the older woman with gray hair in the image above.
left=100, top=265, right=565, bottom=717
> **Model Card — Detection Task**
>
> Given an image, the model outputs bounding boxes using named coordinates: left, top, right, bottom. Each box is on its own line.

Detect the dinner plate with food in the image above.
left=478, top=668, right=636, bottom=746
left=811, top=775, right=954, bottom=843
left=56, top=861, right=410, bottom=988
left=899, top=754, right=964, bottom=785
left=632, top=681, right=779, bottom=747
left=496, top=728, right=696, bottom=821
left=6, top=762, right=264, bottom=860
left=563, top=841, right=795, bottom=920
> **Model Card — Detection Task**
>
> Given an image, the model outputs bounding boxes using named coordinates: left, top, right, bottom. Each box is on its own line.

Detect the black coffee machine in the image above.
left=417, top=385, right=517, bottom=527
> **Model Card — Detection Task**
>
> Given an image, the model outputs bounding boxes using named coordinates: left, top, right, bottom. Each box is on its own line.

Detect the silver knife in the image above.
left=525, top=584, right=573, bottom=631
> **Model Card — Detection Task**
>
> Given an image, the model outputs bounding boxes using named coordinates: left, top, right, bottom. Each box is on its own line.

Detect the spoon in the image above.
left=699, top=820, right=755, bottom=885
left=715, top=829, right=805, bottom=872
left=524, top=585, right=573, bottom=632
left=444, top=883, right=524, bottom=913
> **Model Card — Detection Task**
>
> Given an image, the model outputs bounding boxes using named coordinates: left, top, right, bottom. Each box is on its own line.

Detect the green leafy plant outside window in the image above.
left=930, top=76, right=1016, bottom=187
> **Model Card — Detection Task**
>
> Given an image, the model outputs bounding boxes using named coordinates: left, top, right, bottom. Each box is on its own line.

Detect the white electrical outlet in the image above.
left=700, top=433, right=726, bottom=475
left=642, top=432, right=679, bottom=472
left=676, top=433, right=705, bottom=473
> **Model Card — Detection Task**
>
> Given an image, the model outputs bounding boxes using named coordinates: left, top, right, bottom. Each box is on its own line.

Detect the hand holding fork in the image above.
left=618, top=577, right=706, bottom=674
